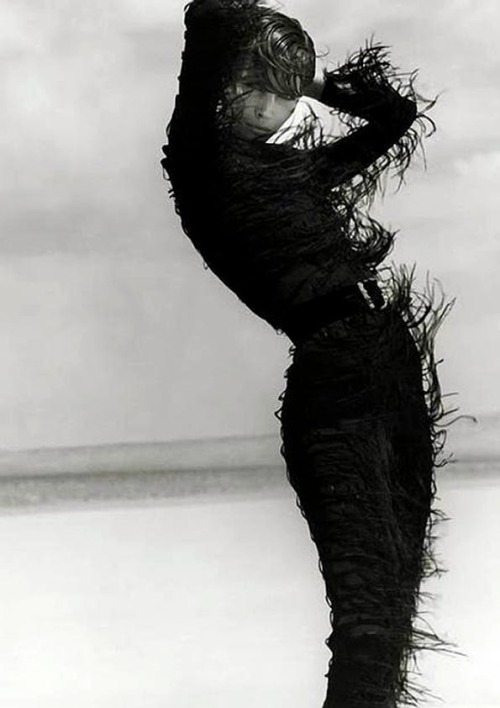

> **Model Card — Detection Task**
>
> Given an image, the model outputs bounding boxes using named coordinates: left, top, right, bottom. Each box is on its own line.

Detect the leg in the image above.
left=283, top=418, right=411, bottom=708
left=276, top=310, right=447, bottom=708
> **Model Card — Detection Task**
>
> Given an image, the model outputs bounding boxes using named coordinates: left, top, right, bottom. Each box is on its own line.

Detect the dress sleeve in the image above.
left=312, top=46, right=420, bottom=190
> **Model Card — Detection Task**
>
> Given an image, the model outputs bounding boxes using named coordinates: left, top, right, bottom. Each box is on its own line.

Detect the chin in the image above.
left=232, top=123, right=272, bottom=141
left=248, top=129, right=273, bottom=141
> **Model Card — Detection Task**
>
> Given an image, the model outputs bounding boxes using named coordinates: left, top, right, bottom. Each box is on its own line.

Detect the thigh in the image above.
left=278, top=314, right=432, bottom=593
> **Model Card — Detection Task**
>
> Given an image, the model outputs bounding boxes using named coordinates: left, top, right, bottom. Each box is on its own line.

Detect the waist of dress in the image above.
left=279, top=279, right=386, bottom=344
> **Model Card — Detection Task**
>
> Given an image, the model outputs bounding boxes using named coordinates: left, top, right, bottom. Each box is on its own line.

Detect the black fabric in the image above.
left=161, top=2, right=456, bottom=705
left=275, top=278, right=454, bottom=708
left=161, top=4, right=435, bottom=329
left=281, top=279, right=385, bottom=345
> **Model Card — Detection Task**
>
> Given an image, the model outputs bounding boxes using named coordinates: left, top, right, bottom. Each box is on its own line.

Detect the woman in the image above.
left=162, top=1, right=453, bottom=706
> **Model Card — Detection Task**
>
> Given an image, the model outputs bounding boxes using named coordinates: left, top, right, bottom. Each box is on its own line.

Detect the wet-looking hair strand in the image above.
left=232, top=10, right=316, bottom=99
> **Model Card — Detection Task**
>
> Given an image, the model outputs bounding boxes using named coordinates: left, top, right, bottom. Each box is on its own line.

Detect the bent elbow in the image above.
left=399, top=95, right=418, bottom=131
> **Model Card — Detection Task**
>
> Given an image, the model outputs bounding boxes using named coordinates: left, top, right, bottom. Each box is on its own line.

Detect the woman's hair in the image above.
left=232, top=10, right=316, bottom=99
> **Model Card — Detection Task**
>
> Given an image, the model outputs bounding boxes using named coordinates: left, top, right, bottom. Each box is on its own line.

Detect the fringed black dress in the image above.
left=162, top=1, right=453, bottom=706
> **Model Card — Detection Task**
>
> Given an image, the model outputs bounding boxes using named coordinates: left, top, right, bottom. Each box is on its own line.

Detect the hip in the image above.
left=290, top=307, right=419, bottom=374
left=281, top=307, right=425, bottom=422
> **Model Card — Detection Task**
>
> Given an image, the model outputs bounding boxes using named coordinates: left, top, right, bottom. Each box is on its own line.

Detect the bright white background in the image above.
left=1, top=462, right=499, bottom=708
left=0, top=0, right=499, bottom=449
left=1, top=2, right=498, bottom=705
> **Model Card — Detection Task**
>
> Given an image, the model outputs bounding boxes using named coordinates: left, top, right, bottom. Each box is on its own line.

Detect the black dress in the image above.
left=162, top=1, right=454, bottom=706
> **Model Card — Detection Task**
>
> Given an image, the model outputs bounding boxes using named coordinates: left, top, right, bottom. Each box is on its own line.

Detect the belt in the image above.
left=281, top=279, right=385, bottom=344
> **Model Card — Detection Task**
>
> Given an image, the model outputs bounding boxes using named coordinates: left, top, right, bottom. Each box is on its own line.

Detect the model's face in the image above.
left=226, top=79, right=298, bottom=141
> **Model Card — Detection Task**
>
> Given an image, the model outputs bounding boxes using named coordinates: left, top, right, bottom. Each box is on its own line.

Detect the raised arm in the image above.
left=307, top=47, right=419, bottom=190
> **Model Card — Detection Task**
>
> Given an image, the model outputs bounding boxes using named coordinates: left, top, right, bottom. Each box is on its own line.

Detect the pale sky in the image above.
left=1, top=0, right=499, bottom=448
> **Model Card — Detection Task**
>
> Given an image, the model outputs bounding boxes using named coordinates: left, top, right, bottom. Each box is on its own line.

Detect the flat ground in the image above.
left=0, top=461, right=497, bottom=708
